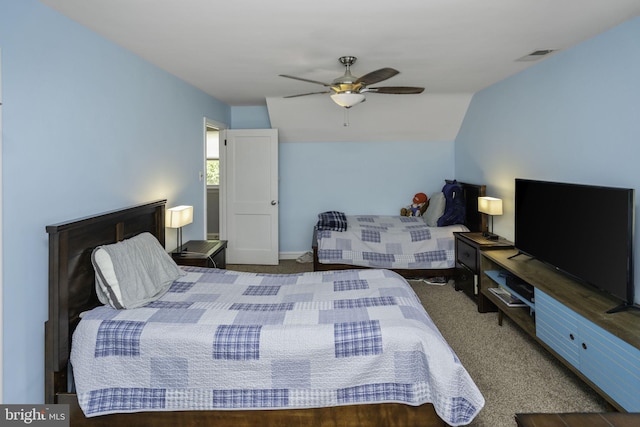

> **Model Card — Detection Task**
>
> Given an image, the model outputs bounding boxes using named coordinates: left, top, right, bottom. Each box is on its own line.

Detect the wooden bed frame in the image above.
left=45, top=199, right=449, bottom=427
left=312, top=181, right=487, bottom=278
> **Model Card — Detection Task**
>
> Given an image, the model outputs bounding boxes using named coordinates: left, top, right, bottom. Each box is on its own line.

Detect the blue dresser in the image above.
left=536, top=290, right=640, bottom=412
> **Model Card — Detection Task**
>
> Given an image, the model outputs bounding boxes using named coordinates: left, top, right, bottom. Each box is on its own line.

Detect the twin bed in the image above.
left=45, top=198, right=484, bottom=426
left=313, top=181, right=487, bottom=278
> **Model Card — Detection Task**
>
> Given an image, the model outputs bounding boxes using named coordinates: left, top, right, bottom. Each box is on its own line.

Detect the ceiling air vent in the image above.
left=516, top=49, right=556, bottom=62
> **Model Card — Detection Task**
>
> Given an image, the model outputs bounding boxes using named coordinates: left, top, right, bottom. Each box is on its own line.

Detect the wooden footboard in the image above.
left=58, top=392, right=447, bottom=427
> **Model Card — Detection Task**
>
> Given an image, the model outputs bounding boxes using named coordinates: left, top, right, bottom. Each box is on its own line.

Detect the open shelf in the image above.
left=481, top=284, right=536, bottom=336
left=484, top=270, right=534, bottom=309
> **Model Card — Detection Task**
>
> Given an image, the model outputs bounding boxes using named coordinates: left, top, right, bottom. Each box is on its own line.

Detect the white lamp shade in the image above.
left=331, top=93, right=365, bottom=108
left=166, top=205, right=193, bottom=228
left=478, top=197, right=503, bottom=216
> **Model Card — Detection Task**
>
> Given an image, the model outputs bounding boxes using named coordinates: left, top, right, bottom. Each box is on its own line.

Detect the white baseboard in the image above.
left=279, top=251, right=309, bottom=260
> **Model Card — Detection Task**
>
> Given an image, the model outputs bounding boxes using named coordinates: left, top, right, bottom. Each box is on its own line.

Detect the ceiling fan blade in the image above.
left=355, top=68, right=399, bottom=85
left=279, top=74, right=331, bottom=87
left=284, top=91, right=331, bottom=98
left=367, top=86, right=425, bottom=94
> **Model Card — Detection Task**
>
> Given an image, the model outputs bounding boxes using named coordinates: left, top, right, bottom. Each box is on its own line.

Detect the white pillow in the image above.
left=93, top=248, right=125, bottom=308
left=423, top=192, right=446, bottom=227
left=91, top=232, right=184, bottom=309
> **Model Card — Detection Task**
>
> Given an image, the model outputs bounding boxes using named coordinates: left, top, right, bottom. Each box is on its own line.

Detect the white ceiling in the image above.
left=40, top=0, right=640, bottom=107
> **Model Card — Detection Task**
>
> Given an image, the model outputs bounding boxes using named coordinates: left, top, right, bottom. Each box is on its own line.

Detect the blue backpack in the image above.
left=437, top=180, right=466, bottom=226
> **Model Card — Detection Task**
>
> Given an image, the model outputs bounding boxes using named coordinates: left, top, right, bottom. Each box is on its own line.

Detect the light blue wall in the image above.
left=278, top=141, right=455, bottom=254
left=456, top=16, right=640, bottom=303
left=231, top=106, right=271, bottom=129
left=0, top=0, right=230, bottom=402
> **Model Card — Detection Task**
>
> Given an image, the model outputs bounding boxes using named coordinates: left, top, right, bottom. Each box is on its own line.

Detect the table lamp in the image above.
left=478, top=197, right=503, bottom=240
left=167, top=205, right=193, bottom=254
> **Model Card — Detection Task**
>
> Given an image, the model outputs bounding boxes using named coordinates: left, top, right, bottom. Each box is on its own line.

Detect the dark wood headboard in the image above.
left=456, top=181, right=487, bottom=232
left=45, top=199, right=166, bottom=403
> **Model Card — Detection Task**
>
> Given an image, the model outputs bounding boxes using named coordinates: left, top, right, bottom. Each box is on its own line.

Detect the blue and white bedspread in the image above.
left=71, top=267, right=483, bottom=425
left=317, top=215, right=469, bottom=269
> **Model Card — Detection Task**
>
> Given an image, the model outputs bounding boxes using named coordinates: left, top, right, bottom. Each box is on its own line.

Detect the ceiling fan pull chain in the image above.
left=343, top=108, right=350, bottom=126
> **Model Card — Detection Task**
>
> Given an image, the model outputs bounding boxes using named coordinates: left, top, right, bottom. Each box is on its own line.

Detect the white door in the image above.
left=222, top=129, right=279, bottom=264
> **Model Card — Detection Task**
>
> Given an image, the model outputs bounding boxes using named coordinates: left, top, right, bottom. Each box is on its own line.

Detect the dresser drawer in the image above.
left=456, top=238, right=478, bottom=271
left=455, top=262, right=476, bottom=298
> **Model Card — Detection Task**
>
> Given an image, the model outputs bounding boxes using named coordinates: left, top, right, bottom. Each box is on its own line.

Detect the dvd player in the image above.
left=505, top=275, right=534, bottom=302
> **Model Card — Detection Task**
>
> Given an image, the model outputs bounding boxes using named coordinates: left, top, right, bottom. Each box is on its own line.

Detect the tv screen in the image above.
left=514, top=179, right=635, bottom=311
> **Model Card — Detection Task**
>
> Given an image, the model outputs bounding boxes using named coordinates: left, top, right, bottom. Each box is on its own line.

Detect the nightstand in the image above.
left=171, top=240, right=227, bottom=269
left=454, top=232, right=512, bottom=306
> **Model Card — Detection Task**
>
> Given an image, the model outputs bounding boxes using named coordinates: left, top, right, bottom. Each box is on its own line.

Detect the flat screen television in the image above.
left=514, top=178, right=636, bottom=313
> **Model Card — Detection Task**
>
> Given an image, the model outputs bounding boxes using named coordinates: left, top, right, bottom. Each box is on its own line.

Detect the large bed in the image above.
left=313, top=181, right=487, bottom=278
left=45, top=199, right=483, bottom=426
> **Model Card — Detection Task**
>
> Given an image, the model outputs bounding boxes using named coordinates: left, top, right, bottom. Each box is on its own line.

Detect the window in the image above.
left=207, top=159, right=219, bottom=186
left=206, top=129, right=219, bottom=186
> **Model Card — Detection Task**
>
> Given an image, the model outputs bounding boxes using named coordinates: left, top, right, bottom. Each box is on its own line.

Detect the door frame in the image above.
left=203, top=117, right=227, bottom=241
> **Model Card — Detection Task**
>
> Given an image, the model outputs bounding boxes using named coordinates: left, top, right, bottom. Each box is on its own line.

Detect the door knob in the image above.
left=271, top=200, right=277, bottom=205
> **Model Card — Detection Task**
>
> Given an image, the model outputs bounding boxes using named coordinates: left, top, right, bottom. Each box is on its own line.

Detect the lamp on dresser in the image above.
left=166, top=205, right=193, bottom=254
left=478, top=196, right=502, bottom=240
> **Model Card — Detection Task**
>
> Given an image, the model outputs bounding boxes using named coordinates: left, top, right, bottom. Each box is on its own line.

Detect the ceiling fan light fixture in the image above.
left=331, top=92, right=365, bottom=108
left=280, top=56, right=424, bottom=108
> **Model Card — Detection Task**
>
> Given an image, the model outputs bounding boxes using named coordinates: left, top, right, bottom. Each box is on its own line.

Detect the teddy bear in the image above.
left=400, top=192, right=429, bottom=217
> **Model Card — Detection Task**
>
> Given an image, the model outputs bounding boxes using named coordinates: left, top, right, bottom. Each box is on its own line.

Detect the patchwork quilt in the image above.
left=71, top=267, right=484, bottom=426
left=317, top=215, right=469, bottom=269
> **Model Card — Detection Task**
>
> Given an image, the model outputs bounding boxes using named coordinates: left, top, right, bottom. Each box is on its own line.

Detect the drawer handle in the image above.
left=569, top=333, right=574, bottom=340
left=582, top=342, right=588, bottom=350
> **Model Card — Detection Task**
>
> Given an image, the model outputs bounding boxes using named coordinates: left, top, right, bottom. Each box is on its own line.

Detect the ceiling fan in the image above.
left=280, top=56, right=425, bottom=109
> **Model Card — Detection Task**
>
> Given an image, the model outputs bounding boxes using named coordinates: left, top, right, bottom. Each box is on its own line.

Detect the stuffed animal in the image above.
left=401, top=192, right=429, bottom=217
